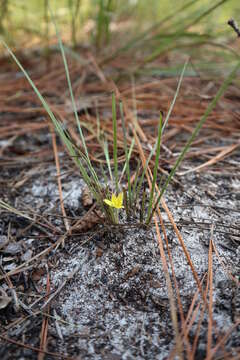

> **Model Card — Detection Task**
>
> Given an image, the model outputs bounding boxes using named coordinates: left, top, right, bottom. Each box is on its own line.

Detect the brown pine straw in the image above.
left=191, top=296, right=209, bottom=358
left=113, top=77, right=239, bottom=358
left=160, top=196, right=203, bottom=292
left=103, top=77, right=184, bottom=355
left=113, top=76, right=211, bottom=357
left=1, top=60, right=239, bottom=174
left=184, top=229, right=239, bottom=360
left=178, top=143, right=239, bottom=175
left=0, top=232, right=68, bottom=281
left=1, top=50, right=240, bottom=358
left=0, top=217, right=102, bottom=285
left=157, top=210, right=190, bottom=352
left=154, top=216, right=183, bottom=357
left=187, top=235, right=216, bottom=358
left=0, top=334, right=74, bottom=359
left=212, top=240, right=239, bottom=286
left=128, top=116, right=183, bottom=357
left=169, top=274, right=208, bottom=359
left=155, top=187, right=194, bottom=356
left=191, top=251, right=217, bottom=360
left=209, top=319, right=240, bottom=359
left=207, top=230, right=214, bottom=359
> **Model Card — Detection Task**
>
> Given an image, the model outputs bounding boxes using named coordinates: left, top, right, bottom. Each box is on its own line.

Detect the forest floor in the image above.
left=0, top=47, right=239, bottom=359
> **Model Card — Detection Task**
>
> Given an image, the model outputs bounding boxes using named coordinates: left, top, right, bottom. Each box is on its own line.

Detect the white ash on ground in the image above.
left=0, top=163, right=239, bottom=359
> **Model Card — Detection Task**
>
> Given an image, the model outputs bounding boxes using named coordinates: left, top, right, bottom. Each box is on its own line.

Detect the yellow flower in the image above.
left=104, top=192, right=124, bottom=209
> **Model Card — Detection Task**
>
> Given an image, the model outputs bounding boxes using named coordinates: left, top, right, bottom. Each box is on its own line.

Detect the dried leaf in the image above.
left=74, top=209, right=103, bottom=232
left=82, top=186, right=94, bottom=207
left=32, top=267, right=46, bottom=281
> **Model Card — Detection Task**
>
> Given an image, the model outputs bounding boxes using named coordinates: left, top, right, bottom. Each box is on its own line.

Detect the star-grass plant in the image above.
left=1, top=10, right=240, bottom=227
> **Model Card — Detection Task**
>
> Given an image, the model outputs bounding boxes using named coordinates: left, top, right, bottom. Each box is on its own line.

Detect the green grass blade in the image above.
left=112, top=93, right=118, bottom=193
left=120, top=138, right=135, bottom=182
left=143, top=0, right=230, bottom=64
left=0, top=200, right=32, bottom=221
left=147, top=58, right=240, bottom=224
left=162, top=58, right=188, bottom=132
left=0, top=40, right=75, bottom=157
left=183, top=0, right=230, bottom=31
left=134, top=144, right=155, bottom=206
left=120, top=101, right=132, bottom=206
left=134, top=60, right=187, bottom=201
left=96, top=0, right=104, bottom=48
left=140, top=185, right=146, bottom=224
left=132, top=159, right=141, bottom=207
left=146, top=113, right=162, bottom=223
left=49, top=6, right=102, bottom=189
left=103, top=140, right=113, bottom=183
left=100, top=162, right=109, bottom=185
left=48, top=6, right=90, bottom=163
left=100, top=0, right=200, bottom=64
left=96, top=105, right=101, bottom=142
left=0, top=40, right=103, bottom=206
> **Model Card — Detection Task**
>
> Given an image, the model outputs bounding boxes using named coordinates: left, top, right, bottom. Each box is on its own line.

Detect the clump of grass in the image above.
left=1, top=8, right=240, bottom=226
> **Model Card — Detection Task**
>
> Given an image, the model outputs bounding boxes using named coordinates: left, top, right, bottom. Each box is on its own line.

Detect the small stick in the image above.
left=228, top=18, right=240, bottom=37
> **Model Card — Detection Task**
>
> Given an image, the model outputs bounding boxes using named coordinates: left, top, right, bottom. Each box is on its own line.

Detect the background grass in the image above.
left=0, top=0, right=240, bottom=48
left=0, top=0, right=239, bottom=84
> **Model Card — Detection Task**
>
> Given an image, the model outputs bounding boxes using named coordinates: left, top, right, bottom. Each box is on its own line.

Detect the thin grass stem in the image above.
left=135, top=59, right=187, bottom=202
left=100, top=0, right=200, bottom=64
left=0, top=40, right=104, bottom=209
left=162, top=58, right=188, bottom=133
left=103, top=140, right=113, bottom=183
left=112, top=93, right=118, bottom=192
left=119, top=138, right=135, bottom=184
left=48, top=6, right=90, bottom=163
left=146, top=113, right=162, bottom=223
left=120, top=102, right=132, bottom=206
left=132, top=160, right=141, bottom=208
left=49, top=6, right=103, bottom=194
left=140, top=185, right=146, bottom=224
left=147, top=58, right=240, bottom=224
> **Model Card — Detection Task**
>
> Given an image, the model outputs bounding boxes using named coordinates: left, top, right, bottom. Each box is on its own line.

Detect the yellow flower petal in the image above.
left=104, top=192, right=124, bottom=209
left=111, top=193, right=118, bottom=204
left=104, top=199, right=114, bottom=207
left=112, top=192, right=124, bottom=209
left=116, top=192, right=123, bottom=208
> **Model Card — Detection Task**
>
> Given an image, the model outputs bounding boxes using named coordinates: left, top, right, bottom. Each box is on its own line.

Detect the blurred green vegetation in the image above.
left=0, top=0, right=239, bottom=47
left=0, top=0, right=240, bottom=76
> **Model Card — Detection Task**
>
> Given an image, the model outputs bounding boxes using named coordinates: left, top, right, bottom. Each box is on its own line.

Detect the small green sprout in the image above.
left=104, top=192, right=124, bottom=209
